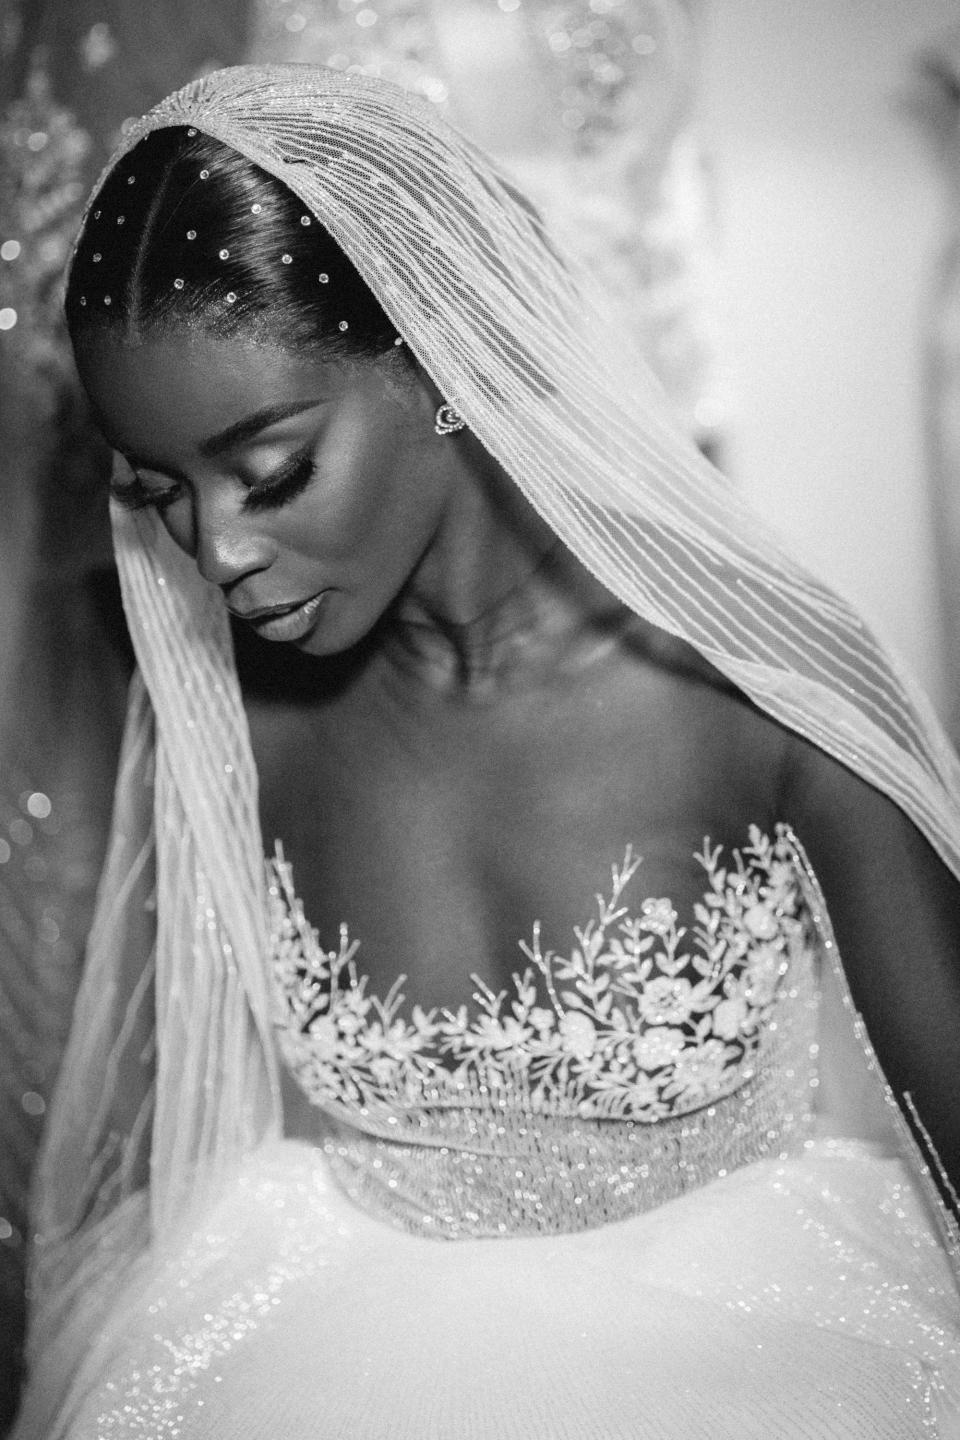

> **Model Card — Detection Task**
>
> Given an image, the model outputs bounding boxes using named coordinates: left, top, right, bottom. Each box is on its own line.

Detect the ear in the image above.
left=377, top=351, right=447, bottom=426
left=406, top=355, right=447, bottom=413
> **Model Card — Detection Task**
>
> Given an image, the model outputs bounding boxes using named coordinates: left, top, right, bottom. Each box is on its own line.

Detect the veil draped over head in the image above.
left=23, top=62, right=960, bottom=1422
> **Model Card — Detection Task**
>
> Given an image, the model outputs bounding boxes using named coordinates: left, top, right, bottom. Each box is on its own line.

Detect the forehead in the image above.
left=75, top=330, right=338, bottom=458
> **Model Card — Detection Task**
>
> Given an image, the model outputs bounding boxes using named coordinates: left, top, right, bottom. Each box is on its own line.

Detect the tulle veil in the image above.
left=16, top=62, right=960, bottom=1434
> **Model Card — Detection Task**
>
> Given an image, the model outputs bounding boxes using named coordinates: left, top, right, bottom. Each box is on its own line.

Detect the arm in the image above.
left=782, top=734, right=960, bottom=1199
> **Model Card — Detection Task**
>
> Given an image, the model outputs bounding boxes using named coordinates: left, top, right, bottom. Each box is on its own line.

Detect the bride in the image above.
left=13, top=63, right=960, bottom=1438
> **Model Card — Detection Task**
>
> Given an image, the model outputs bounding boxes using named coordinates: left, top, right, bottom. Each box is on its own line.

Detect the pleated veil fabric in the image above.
left=23, top=62, right=960, bottom=1421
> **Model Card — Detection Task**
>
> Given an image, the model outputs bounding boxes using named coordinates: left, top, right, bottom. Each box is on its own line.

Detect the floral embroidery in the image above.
left=269, top=825, right=811, bottom=1123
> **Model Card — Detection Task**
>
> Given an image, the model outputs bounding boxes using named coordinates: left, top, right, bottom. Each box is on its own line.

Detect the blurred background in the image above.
left=1, top=0, right=959, bottom=1427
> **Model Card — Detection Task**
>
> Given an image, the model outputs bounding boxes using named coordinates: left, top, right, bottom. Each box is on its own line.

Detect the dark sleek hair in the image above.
left=66, top=127, right=401, bottom=361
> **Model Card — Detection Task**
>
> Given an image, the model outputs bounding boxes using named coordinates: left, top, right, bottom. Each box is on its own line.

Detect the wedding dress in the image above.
left=12, top=64, right=960, bottom=1438
left=43, top=826, right=960, bottom=1437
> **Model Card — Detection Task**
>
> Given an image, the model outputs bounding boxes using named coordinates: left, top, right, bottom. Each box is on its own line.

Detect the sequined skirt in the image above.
left=30, top=1137, right=960, bottom=1439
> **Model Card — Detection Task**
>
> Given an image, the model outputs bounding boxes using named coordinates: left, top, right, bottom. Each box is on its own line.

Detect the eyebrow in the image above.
left=105, top=397, right=324, bottom=475
left=197, top=399, right=322, bottom=458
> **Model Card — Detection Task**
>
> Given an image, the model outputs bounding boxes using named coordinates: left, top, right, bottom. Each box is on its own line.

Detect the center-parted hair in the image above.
left=66, top=126, right=401, bottom=360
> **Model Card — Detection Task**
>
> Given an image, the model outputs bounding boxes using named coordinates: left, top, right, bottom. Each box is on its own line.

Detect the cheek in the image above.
left=294, top=413, right=435, bottom=567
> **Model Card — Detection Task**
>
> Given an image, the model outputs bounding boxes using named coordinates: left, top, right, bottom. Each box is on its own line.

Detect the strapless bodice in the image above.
left=268, top=824, right=822, bottom=1237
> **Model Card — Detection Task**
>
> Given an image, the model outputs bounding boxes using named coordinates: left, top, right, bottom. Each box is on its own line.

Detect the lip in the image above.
left=230, top=591, right=328, bottom=643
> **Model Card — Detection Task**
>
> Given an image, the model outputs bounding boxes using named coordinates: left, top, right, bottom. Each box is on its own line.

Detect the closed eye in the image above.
left=109, top=452, right=318, bottom=514
left=110, top=474, right=182, bottom=512
left=242, top=450, right=317, bottom=512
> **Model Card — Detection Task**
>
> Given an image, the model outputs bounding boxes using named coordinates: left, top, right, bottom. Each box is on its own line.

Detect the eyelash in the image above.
left=109, top=451, right=318, bottom=515
left=244, top=451, right=317, bottom=512
left=110, top=477, right=180, bottom=512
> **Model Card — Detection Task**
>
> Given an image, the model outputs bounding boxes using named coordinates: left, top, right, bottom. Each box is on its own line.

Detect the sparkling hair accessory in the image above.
left=63, top=132, right=401, bottom=357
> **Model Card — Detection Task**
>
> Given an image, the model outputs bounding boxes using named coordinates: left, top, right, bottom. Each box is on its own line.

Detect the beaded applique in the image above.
left=269, top=824, right=813, bottom=1124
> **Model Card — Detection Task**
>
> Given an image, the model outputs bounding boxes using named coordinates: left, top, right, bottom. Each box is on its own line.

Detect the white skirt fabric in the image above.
left=47, top=1136, right=960, bottom=1439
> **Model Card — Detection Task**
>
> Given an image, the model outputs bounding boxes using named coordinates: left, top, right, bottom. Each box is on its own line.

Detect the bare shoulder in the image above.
left=780, top=729, right=959, bottom=924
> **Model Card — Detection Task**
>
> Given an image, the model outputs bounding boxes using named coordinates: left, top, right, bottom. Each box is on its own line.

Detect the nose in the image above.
left=188, top=491, right=276, bottom=590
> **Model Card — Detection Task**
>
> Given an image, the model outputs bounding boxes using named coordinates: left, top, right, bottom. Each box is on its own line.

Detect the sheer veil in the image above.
left=20, top=62, right=960, bottom=1430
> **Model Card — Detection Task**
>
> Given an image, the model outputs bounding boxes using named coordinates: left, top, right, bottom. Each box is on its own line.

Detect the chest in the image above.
left=247, top=655, right=785, bottom=1012
left=268, top=817, right=823, bottom=1222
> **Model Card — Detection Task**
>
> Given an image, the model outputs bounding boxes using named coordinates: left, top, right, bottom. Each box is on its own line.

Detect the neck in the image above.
left=382, top=438, right=623, bottom=694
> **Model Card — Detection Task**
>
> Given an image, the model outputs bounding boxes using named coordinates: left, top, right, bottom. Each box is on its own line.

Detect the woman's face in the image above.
left=76, top=330, right=453, bottom=655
